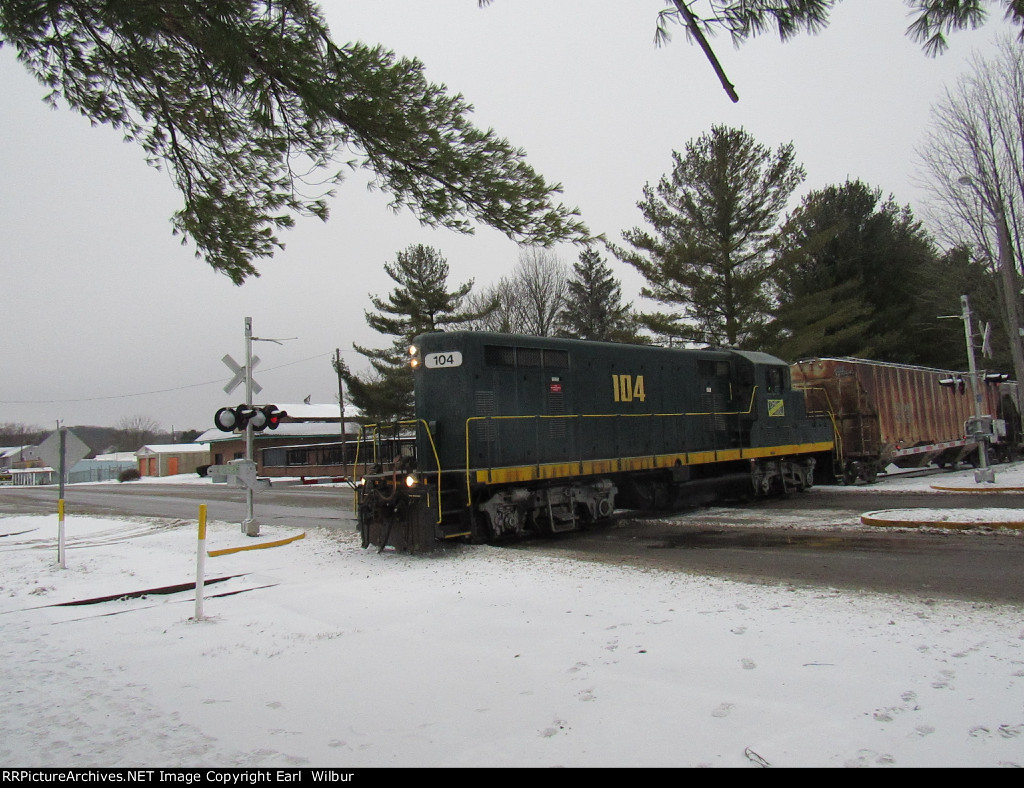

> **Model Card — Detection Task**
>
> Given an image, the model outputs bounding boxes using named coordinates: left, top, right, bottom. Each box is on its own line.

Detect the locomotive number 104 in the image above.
left=424, top=351, right=463, bottom=369
left=612, top=374, right=646, bottom=403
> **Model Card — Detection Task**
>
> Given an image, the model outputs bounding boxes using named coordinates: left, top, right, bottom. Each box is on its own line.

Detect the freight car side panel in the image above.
left=791, top=357, right=1004, bottom=467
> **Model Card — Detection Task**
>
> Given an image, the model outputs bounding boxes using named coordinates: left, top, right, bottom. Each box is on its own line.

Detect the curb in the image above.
left=930, top=484, right=1024, bottom=492
left=207, top=531, right=306, bottom=557
left=861, top=509, right=1024, bottom=530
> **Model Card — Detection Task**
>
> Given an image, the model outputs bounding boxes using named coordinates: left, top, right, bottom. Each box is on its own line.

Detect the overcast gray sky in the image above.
left=0, top=0, right=1014, bottom=433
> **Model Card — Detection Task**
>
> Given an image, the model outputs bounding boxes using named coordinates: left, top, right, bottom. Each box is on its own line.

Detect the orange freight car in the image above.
left=791, top=357, right=1020, bottom=483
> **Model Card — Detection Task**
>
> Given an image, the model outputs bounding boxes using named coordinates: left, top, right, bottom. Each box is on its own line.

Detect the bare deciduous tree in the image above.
left=463, top=248, right=569, bottom=336
left=0, top=422, right=45, bottom=447
left=509, top=248, right=570, bottom=337
left=463, top=279, right=519, bottom=333
left=918, top=35, right=1024, bottom=393
left=116, top=415, right=161, bottom=451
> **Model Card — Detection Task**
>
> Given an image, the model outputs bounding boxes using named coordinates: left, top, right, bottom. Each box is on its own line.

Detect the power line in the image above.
left=0, top=351, right=341, bottom=406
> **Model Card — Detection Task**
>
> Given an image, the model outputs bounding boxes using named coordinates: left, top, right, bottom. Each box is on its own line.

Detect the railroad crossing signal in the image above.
left=213, top=404, right=288, bottom=432
left=222, top=353, right=262, bottom=396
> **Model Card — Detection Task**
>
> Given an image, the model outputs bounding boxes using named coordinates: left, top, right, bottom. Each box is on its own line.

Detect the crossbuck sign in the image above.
left=222, top=353, right=262, bottom=396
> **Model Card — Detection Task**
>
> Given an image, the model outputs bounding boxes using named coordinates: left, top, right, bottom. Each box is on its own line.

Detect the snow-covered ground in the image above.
left=1, top=464, right=1022, bottom=768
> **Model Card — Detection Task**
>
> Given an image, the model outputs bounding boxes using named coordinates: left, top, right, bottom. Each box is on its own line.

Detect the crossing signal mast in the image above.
left=938, top=295, right=995, bottom=483
left=216, top=317, right=295, bottom=536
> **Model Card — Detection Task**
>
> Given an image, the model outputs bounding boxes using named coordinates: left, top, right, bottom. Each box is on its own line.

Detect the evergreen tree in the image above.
left=760, top=279, right=874, bottom=362
left=914, top=245, right=1006, bottom=370
left=611, top=125, right=804, bottom=348
left=557, top=248, right=639, bottom=342
left=1, top=1, right=588, bottom=283
left=646, top=0, right=1023, bottom=100
left=768, top=180, right=938, bottom=363
left=342, top=244, right=492, bottom=423
left=650, top=1, right=1023, bottom=57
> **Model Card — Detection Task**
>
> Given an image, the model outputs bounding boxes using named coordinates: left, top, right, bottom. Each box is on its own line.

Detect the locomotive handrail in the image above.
left=462, top=387, right=762, bottom=506
left=793, top=384, right=844, bottom=463
left=356, top=419, right=445, bottom=524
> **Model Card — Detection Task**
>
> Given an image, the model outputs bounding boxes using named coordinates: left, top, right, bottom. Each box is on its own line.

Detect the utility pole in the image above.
left=994, top=208, right=1024, bottom=416
left=335, top=348, right=347, bottom=478
left=960, top=295, right=995, bottom=484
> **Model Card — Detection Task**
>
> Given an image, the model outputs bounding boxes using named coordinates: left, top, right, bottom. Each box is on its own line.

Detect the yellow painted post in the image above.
left=194, top=504, right=207, bottom=621
left=57, top=498, right=66, bottom=569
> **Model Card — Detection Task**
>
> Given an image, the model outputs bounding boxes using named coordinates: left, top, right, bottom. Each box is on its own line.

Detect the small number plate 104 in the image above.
left=424, top=351, right=463, bottom=369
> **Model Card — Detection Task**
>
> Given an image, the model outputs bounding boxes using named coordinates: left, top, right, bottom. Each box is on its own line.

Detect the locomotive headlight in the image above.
left=408, top=344, right=418, bottom=356
left=405, top=473, right=419, bottom=488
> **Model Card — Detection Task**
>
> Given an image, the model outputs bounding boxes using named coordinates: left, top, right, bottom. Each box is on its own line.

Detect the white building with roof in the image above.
left=136, top=443, right=211, bottom=477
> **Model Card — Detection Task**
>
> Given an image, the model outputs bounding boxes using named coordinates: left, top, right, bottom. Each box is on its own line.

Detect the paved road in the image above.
left=0, top=481, right=357, bottom=531
left=510, top=485, right=1024, bottom=604
left=2, top=478, right=1023, bottom=604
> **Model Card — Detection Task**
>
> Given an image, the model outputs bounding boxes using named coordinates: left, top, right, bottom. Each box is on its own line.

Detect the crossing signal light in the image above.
left=262, top=405, right=287, bottom=430
left=938, top=376, right=967, bottom=394
left=249, top=408, right=269, bottom=431
left=214, top=404, right=288, bottom=432
left=214, top=404, right=256, bottom=432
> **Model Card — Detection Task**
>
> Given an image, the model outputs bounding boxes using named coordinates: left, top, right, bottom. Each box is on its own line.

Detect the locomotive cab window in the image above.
left=765, top=366, right=788, bottom=393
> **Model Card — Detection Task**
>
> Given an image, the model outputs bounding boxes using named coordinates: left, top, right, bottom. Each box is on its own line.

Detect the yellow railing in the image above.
left=793, top=385, right=843, bottom=464
left=354, top=420, right=444, bottom=524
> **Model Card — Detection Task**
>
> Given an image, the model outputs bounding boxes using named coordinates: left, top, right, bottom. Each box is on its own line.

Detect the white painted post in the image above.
left=195, top=504, right=207, bottom=621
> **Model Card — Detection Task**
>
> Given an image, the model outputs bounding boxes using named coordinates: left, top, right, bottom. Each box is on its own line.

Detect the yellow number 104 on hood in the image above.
left=612, top=374, right=646, bottom=403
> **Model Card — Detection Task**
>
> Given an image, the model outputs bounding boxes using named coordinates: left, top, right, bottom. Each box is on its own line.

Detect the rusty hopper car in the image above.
left=357, top=331, right=834, bottom=552
left=791, top=357, right=1021, bottom=483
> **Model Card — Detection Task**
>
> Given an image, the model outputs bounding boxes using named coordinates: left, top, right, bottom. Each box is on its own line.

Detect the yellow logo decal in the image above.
left=768, top=399, right=785, bottom=417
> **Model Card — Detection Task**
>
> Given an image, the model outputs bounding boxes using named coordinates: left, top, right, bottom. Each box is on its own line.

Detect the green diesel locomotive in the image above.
left=357, top=332, right=834, bottom=552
